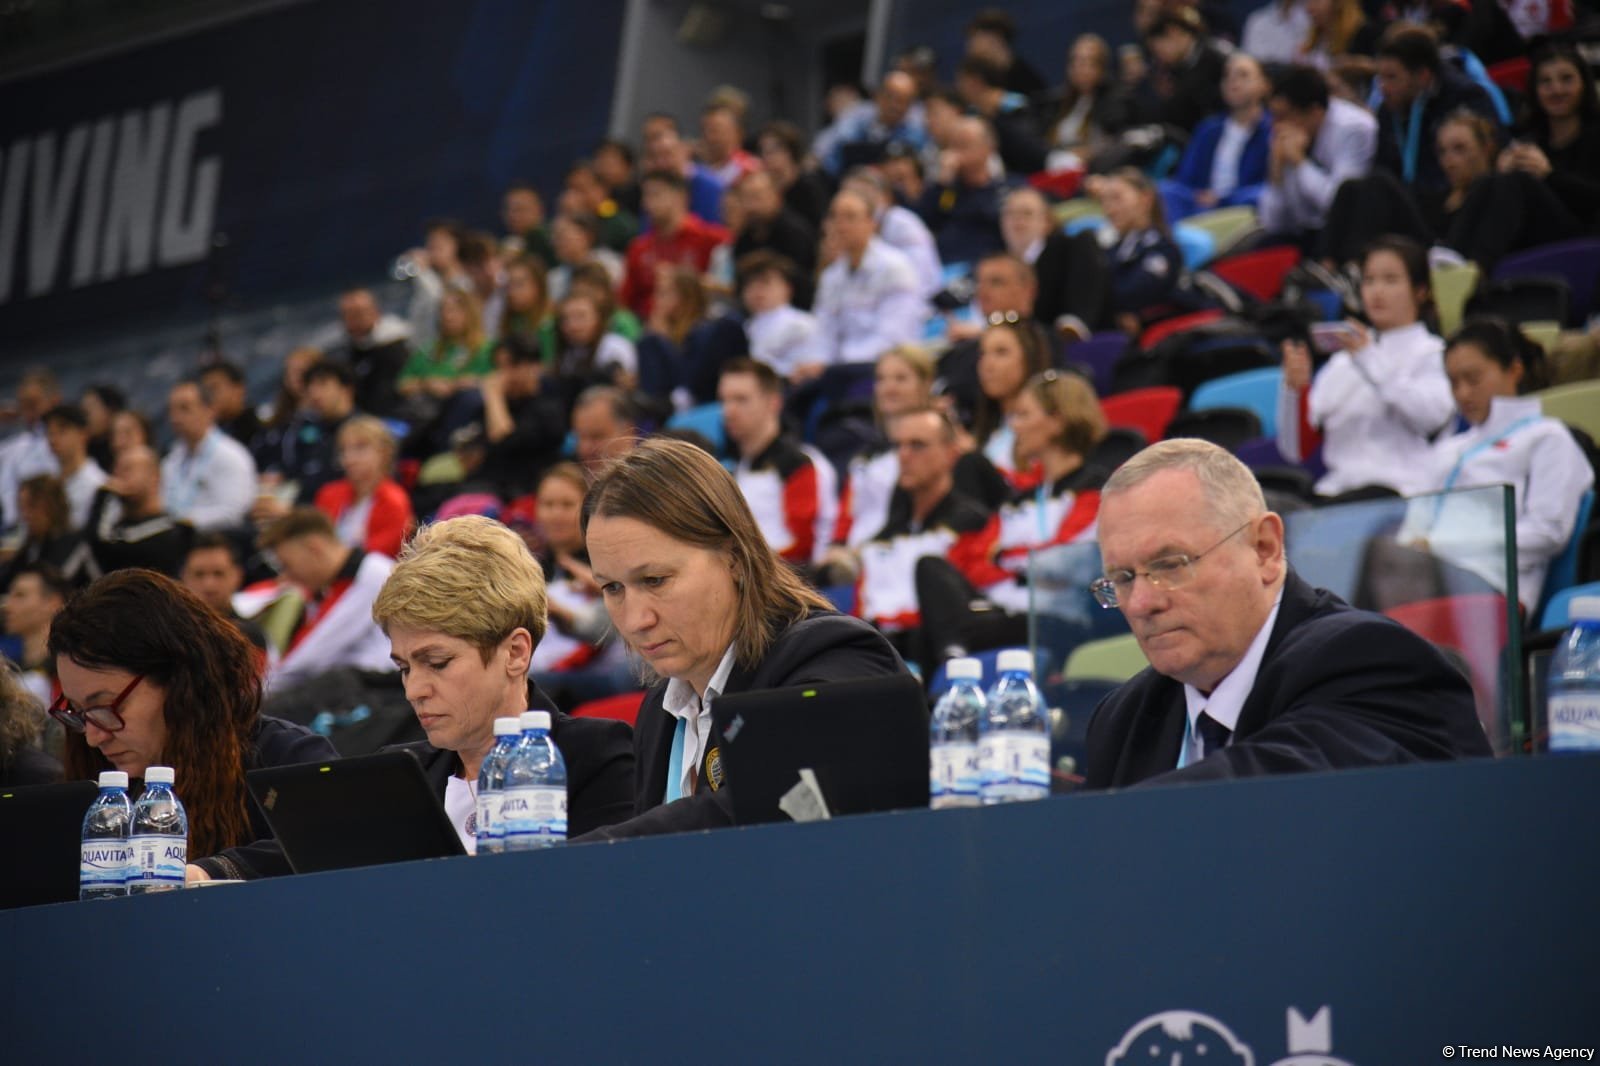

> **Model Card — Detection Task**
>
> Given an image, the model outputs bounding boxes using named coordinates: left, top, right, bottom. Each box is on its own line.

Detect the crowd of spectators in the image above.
left=2, top=3, right=1599, bottom=785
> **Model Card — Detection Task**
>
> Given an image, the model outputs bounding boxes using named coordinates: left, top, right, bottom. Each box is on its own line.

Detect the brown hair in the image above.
left=538, top=461, right=592, bottom=500
left=439, top=288, right=487, bottom=352
left=48, top=570, right=261, bottom=858
left=1025, top=371, right=1109, bottom=456
left=655, top=266, right=709, bottom=345
left=582, top=438, right=831, bottom=672
left=0, top=658, right=42, bottom=774
left=500, top=254, right=550, bottom=339
left=1106, top=166, right=1170, bottom=238
left=259, top=507, right=337, bottom=549
left=18, top=475, right=70, bottom=538
left=1305, top=0, right=1367, bottom=59
left=973, top=319, right=1054, bottom=445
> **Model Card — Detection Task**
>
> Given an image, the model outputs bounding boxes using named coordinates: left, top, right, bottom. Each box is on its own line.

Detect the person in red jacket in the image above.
left=618, top=169, right=729, bottom=318
left=313, top=415, right=414, bottom=559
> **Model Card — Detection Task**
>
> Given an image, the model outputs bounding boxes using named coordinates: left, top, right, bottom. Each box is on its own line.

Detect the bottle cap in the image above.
left=144, top=766, right=175, bottom=785
left=945, top=657, right=983, bottom=681
left=98, top=771, right=129, bottom=789
left=493, top=717, right=522, bottom=736
left=996, top=649, right=1033, bottom=676
left=1570, top=596, right=1600, bottom=623
left=520, top=710, right=552, bottom=731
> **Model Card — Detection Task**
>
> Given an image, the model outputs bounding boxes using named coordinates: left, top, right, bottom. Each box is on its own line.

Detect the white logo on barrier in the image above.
left=1107, top=1006, right=1359, bottom=1065
left=1106, top=1010, right=1255, bottom=1066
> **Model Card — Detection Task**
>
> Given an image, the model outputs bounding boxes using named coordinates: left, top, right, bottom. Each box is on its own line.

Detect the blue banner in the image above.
left=0, top=0, right=624, bottom=342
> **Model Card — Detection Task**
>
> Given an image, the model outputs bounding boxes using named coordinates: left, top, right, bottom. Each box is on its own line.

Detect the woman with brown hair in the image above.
left=3, top=474, right=98, bottom=589
left=973, top=318, right=1055, bottom=487
left=0, top=657, right=57, bottom=786
left=48, top=569, right=336, bottom=881
left=580, top=437, right=906, bottom=838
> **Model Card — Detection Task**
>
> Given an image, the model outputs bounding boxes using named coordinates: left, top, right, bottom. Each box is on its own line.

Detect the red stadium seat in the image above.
left=1487, top=56, right=1529, bottom=94
left=1383, top=593, right=1511, bottom=736
left=1101, top=386, right=1183, bottom=443
left=1209, top=246, right=1302, bottom=302
left=1139, top=309, right=1223, bottom=350
left=570, top=691, right=647, bottom=728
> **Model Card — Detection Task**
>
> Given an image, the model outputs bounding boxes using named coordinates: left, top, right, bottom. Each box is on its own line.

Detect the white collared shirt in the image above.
left=660, top=644, right=737, bottom=800
left=444, top=775, right=477, bottom=855
left=1180, top=588, right=1285, bottom=767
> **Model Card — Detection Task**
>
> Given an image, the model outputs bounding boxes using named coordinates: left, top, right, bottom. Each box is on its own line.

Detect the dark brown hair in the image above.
left=48, top=570, right=262, bottom=858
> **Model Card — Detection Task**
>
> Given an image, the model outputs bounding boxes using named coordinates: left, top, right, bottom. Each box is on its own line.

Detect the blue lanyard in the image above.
left=1395, top=96, right=1425, bottom=184
left=1428, top=415, right=1540, bottom=525
left=1176, top=713, right=1196, bottom=769
left=1034, top=481, right=1050, bottom=542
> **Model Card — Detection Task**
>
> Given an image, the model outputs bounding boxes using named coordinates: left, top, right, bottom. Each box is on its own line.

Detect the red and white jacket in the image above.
left=856, top=490, right=1006, bottom=631
left=984, top=468, right=1104, bottom=612
left=266, top=550, right=396, bottom=695
left=734, top=437, right=822, bottom=565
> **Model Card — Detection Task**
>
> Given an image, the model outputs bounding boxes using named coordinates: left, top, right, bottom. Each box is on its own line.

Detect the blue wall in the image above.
left=0, top=0, right=624, bottom=343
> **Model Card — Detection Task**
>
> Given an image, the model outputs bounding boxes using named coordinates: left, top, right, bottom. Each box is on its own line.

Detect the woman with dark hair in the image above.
left=79, top=385, right=126, bottom=473
left=1097, top=168, right=1188, bottom=334
left=757, top=120, right=830, bottom=230
left=1398, top=318, right=1594, bottom=610
left=497, top=253, right=552, bottom=346
left=109, top=408, right=155, bottom=459
left=579, top=437, right=906, bottom=838
left=1046, top=34, right=1142, bottom=169
left=0, top=657, right=58, bottom=786
left=48, top=569, right=336, bottom=880
left=973, top=317, right=1054, bottom=487
left=3, top=475, right=98, bottom=589
left=1160, top=53, right=1274, bottom=221
left=1278, top=235, right=1456, bottom=501
left=1501, top=41, right=1600, bottom=230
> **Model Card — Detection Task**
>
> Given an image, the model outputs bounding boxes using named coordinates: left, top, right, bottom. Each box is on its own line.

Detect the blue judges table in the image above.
left=6, top=755, right=1596, bottom=1064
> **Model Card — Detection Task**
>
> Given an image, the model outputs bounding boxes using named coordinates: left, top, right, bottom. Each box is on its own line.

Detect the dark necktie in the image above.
left=1197, top=711, right=1232, bottom=758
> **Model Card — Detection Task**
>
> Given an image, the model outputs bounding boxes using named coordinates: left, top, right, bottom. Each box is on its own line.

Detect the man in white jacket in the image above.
left=260, top=508, right=395, bottom=695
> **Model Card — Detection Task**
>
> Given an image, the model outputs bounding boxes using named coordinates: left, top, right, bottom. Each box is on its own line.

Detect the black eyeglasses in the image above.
left=1091, top=522, right=1252, bottom=609
left=48, top=675, right=144, bottom=734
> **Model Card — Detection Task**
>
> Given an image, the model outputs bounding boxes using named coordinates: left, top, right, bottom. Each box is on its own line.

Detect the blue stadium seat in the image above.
left=1540, top=581, right=1600, bottom=633
left=1190, top=367, right=1283, bottom=438
left=1536, top=490, right=1594, bottom=625
left=666, top=403, right=726, bottom=452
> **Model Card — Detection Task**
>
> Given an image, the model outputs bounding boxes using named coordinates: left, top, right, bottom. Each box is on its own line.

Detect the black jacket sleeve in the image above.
left=552, top=714, right=636, bottom=836
left=194, top=716, right=339, bottom=880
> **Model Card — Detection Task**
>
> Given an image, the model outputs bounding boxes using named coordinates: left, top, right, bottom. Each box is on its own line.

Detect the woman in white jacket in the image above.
left=1400, top=318, right=1593, bottom=612
left=1278, top=236, right=1456, bottom=500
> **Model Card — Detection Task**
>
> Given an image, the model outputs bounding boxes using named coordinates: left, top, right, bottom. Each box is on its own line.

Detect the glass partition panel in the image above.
left=1028, top=484, right=1525, bottom=757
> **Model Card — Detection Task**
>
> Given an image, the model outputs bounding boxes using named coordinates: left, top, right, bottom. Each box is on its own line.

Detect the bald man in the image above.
left=915, top=116, right=1015, bottom=265
left=817, top=70, right=930, bottom=176
left=85, top=445, right=196, bottom=576
left=1083, top=439, right=1489, bottom=789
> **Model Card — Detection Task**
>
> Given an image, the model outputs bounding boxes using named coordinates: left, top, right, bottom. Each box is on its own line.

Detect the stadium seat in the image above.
left=1432, top=261, right=1481, bottom=337
left=1068, top=332, right=1131, bottom=396
left=1486, top=55, right=1530, bottom=93
left=1173, top=224, right=1217, bottom=271
left=1382, top=593, right=1510, bottom=732
left=667, top=403, right=726, bottom=452
left=926, top=646, right=1038, bottom=697
left=1531, top=381, right=1600, bottom=440
left=1540, top=581, right=1600, bottom=633
left=1101, top=386, right=1183, bottom=443
left=1536, top=490, right=1595, bottom=624
left=1208, top=246, right=1301, bottom=302
left=1466, top=274, right=1571, bottom=328
left=819, top=584, right=857, bottom=615
left=570, top=691, right=646, bottom=728
left=1063, top=634, right=1147, bottom=682
left=1493, top=238, right=1600, bottom=326
left=1091, top=426, right=1148, bottom=471
left=1052, top=197, right=1103, bottom=228
left=1139, top=309, right=1224, bottom=350
left=1190, top=367, right=1283, bottom=437
left=1235, top=436, right=1291, bottom=469
left=1163, top=407, right=1263, bottom=450
left=1519, top=320, right=1561, bottom=354
left=1182, top=205, right=1258, bottom=258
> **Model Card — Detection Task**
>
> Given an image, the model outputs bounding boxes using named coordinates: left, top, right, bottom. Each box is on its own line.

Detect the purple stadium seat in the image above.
left=1067, top=332, right=1131, bottom=396
left=1492, top=239, right=1600, bottom=326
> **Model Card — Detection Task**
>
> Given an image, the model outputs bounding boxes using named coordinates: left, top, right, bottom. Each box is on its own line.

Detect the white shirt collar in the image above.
left=1183, top=586, right=1285, bottom=742
left=660, top=644, right=738, bottom=799
left=1021, top=237, right=1045, bottom=265
left=1478, top=394, right=1543, bottom=434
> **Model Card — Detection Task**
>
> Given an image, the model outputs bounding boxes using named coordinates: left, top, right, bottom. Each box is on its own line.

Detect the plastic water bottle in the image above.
left=977, top=649, right=1051, bottom=804
left=501, top=711, right=568, bottom=850
left=1549, top=596, right=1600, bottom=753
left=930, top=658, right=985, bottom=809
left=475, top=716, right=522, bottom=855
left=128, top=767, right=188, bottom=893
left=80, top=771, right=133, bottom=901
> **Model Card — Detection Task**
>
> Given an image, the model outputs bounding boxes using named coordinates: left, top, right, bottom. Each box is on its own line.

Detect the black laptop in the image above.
left=246, top=750, right=465, bottom=874
left=0, top=780, right=99, bottom=909
left=709, top=674, right=930, bottom=825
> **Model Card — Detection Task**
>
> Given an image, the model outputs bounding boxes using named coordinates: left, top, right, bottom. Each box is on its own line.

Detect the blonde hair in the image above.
left=582, top=438, right=830, bottom=673
left=1102, top=438, right=1266, bottom=530
left=336, top=414, right=397, bottom=466
left=1025, top=371, right=1107, bottom=456
left=877, top=343, right=935, bottom=385
left=372, top=515, right=548, bottom=661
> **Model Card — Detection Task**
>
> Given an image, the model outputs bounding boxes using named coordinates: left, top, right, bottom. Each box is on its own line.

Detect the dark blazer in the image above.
left=387, top=683, right=636, bottom=839
left=577, top=611, right=906, bottom=840
left=192, top=715, right=340, bottom=880
left=1083, top=571, right=1491, bottom=789
left=1033, top=230, right=1111, bottom=331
